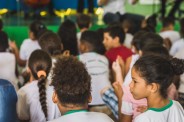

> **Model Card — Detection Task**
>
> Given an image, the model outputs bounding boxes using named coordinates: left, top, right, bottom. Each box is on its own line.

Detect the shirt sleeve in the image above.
left=19, top=42, right=27, bottom=60
left=121, top=86, right=133, bottom=115
left=17, top=89, right=30, bottom=120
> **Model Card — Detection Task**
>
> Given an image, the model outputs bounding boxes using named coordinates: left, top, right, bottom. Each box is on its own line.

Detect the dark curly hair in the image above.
left=133, top=54, right=184, bottom=99
left=28, top=50, right=52, bottom=120
left=51, top=56, right=91, bottom=106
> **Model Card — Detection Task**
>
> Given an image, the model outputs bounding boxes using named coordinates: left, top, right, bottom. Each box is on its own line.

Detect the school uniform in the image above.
left=170, top=38, right=184, bottom=56
left=134, top=100, right=184, bottom=122
left=17, top=80, right=60, bottom=122
left=48, top=110, right=114, bottom=122
left=159, top=30, right=180, bottom=44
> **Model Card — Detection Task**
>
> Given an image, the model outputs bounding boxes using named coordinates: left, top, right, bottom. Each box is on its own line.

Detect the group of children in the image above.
left=0, top=13, right=184, bottom=122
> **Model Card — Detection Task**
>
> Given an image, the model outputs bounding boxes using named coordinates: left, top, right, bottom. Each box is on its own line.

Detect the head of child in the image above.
left=79, top=30, right=101, bottom=54
left=51, top=56, right=91, bottom=114
left=103, top=26, right=125, bottom=51
left=162, top=17, right=175, bottom=31
left=77, top=14, right=91, bottom=32
left=0, top=19, right=3, bottom=31
left=0, top=31, right=9, bottom=52
left=180, top=18, right=184, bottom=38
left=58, top=20, right=78, bottom=56
left=28, top=49, right=52, bottom=120
left=131, top=31, right=164, bottom=54
left=29, top=20, right=47, bottom=40
left=39, top=31, right=63, bottom=57
left=129, top=54, right=184, bottom=101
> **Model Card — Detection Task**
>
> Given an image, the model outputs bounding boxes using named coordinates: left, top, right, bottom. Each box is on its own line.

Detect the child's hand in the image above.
left=112, top=57, right=122, bottom=74
left=9, top=41, right=18, bottom=51
left=136, top=105, right=147, bottom=113
left=113, top=81, right=123, bottom=100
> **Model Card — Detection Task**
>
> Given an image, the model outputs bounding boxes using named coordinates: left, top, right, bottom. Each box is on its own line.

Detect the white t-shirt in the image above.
left=98, top=0, right=126, bottom=15
left=159, top=30, right=180, bottom=44
left=20, top=38, right=41, bottom=60
left=134, top=100, right=184, bottom=122
left=48, top=111, right=114, bottom=122
left=17, top=80, right=60, bottom=122
left=124, top=33, right=133, bottom=48
left=78, top=52, right=111, bottom=105
left=170, top=38, right=184, bottom=56
left=0, top=52, right=18, bottom=90
left=174, top=48, right=184, bottom=93
left=124, top=54, right=139, bottom=86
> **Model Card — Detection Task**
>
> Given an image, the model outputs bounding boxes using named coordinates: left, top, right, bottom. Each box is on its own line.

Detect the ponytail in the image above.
left=170, top=57, right=184, bottom=75
left=37, top=70, right=48, bottom=120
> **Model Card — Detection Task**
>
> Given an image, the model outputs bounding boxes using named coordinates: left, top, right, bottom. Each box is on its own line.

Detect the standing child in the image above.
left=130, top=55, right=184, bottom=122
left=17, top=50, right=60, bottom=122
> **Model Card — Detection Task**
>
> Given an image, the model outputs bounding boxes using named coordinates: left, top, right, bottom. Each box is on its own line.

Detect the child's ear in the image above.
left=114, top=36, right=120, bottom=44
left=88, top=94, right=92, bottom=103
left=52, top=91, right=59, bottom=104
left=138, top=50, right=143, bottom=56
left=149, top=83, right=159, bottom=93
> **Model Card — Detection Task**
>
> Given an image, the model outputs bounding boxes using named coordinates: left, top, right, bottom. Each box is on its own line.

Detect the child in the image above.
left=10, top=20, right=47, bottom=67
left=0, top=31, right=18, bottom=90
left=78, top=30, right=112, bottom=113
left=159, top=17, right=180, bottom=44
left=49, top=56, right=114, bottom=122
left=76, top=14, right=91, bottom=45
left=58, top=19, right=79, bottom=56
left=17, top=50, right=60, bottom=122
left=38, top=30, right=70, bottom=82
left=130, top=55, right=184, bottom=122
left=103, top=26, right=133, bottom=66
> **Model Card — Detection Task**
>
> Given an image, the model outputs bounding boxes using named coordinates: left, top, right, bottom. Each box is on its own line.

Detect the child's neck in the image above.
left=80, top=28, right=88, bottom=33
left=147, top=94, right=170, bottom=109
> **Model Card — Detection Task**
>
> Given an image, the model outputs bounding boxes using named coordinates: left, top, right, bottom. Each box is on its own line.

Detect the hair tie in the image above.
left=37, top=70, right=46, bottom=78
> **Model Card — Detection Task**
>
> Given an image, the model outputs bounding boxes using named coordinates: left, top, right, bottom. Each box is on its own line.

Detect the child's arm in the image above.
left=9, top=41, right=26, bottom=67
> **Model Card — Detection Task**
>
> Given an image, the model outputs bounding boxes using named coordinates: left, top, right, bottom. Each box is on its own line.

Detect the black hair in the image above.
left=142, top=14, right=157, bottom=33
left=162, top=17, right=175, bottom=28
left=96, top=28, right=106, bottom=54
left=104, top=26, right=125, bottom=44
left=142, top=44, right=169, bottom=57
left=77, top=14, right=91, bottom=29
left=58, top=19, right=79, bottom=56
left=29, top=20, right=47, bottom=39
left=80, top=30, right=104, bottom=53
left=131, top=31, right=147, bottom=51
left=39, top=31, right=63, bottom=56
left=0, top=31, right=9, bottom=52
left=0, top=19, right=3, bottom=30
left=138, top=32, right=164, bottom=50
left=28, top=50, right=52, bottom=120
left=179, top=18, right=184, bottom=38
left=51, top=56, right=91, bottom=106
left=133, top=55, right=184, bottom=99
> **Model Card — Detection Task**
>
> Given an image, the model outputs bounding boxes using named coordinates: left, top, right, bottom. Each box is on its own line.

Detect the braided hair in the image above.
left=28, top=49, right=52, bottom=120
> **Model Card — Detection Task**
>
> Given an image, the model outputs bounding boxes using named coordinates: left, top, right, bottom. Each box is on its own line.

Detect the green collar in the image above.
left=64, top=110, right=88, bottom=115
left=148, top=99, right=173, bottom=112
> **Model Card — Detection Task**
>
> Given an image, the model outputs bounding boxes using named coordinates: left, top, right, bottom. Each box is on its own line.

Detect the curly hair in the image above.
left=28, top=50, right=52, bottom=120
left=51, top=56, right=91, bottom=106
left=133, top=54, right=184, bottom=99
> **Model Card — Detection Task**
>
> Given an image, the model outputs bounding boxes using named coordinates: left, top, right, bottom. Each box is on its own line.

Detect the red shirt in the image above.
left=105, top=45, right=133, bottom=66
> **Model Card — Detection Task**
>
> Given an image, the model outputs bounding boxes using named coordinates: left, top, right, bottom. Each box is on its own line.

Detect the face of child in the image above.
left=129, top=67, right=151, bottom=100
left=103, top=32, right=114, bottom=51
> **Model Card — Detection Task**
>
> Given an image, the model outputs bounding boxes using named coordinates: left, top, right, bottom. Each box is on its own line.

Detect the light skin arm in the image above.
left=9, top=41, right=26, bottom=67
